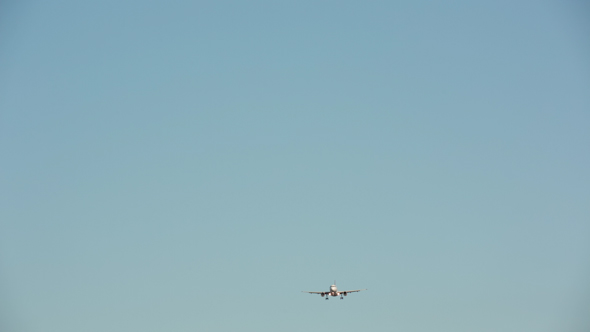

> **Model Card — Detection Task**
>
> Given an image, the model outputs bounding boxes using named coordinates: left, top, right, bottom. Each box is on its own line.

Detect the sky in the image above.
left=1, top=1, right=589, bottom=331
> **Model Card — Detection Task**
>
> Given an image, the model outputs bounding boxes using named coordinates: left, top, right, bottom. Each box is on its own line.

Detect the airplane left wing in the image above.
left=340, top=289, right=367, bottom=293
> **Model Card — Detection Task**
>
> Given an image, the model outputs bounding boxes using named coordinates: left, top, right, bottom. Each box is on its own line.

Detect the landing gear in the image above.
left=325, top=297, right=329, bottom=300
left=340, top=296, right=343, bottom=300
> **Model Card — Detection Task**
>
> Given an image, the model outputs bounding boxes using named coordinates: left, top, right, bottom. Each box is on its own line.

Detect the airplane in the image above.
left=302, top=281, right=367, bottom=300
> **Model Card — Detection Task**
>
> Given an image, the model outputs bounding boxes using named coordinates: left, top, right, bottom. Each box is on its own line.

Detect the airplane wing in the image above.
left=302, top=291, right=326, bottom=294
left=340, top=289, right=367, bottom=293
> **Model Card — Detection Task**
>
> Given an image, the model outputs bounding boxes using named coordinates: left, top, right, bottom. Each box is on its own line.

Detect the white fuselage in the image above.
left=329, top=284, right=338, bottom=296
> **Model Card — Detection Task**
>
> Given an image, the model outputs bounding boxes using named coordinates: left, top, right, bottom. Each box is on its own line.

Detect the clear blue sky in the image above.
left=1, top=1, right=589, bottom=331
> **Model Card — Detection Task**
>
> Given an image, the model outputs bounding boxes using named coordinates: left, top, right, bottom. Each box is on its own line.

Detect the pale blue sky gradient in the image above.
left=1, top=1, right=589, bottom=331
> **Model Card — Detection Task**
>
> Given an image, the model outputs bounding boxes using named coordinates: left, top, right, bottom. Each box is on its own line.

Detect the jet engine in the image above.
left=343, top=292, right=347, bottom=296
left=321, top=293, right=325, bottom=297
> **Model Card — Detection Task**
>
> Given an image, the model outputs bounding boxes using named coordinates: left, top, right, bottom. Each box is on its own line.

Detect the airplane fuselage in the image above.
left=329, top=284, right=339, bottom=296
